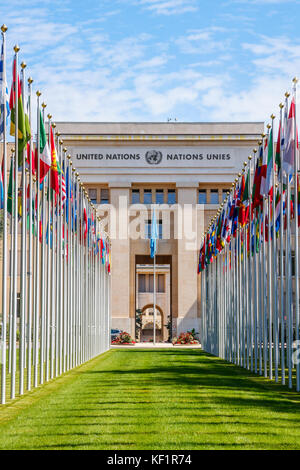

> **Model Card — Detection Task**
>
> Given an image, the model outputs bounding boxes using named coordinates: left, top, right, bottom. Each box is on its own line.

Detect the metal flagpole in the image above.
left=19, top=60, right=27, bottom=395
left=1, top=24, right=8, bottom=404
left=292, top=77, right=299, bottom=391
left=27, top=76, right=33, bottom=391
left=34, top=90, right=41, bottom=388
left=11, top=45, right=20, bottom=399
left=153, top=253, right=156, bottom=345
left=279, top=102, right=285, bottom=385
left=40, top=101, right=47, bottom=384
left=45, top=112, right=52, bottom=382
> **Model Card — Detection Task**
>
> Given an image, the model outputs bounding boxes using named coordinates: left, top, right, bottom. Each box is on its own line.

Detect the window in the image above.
left=132, top=189, right=140, bottom=204
left=158, top=274, right=165, bottom=293
left=155, top=189, right=164, bottom=204
left=210, top=190, right=219, bottom=204
left=88, top=188, right=97, bottom=204
left=168, top=189, right=176, bottom=204
left=144, top=189, right=152, bottom=205
left=198, top=190, right=207, bottom=204
left=100, top=188, right=109, bottom=204
left=139, top=274, right=146, bottom=292
left=145, top=219, right=163, bottom=239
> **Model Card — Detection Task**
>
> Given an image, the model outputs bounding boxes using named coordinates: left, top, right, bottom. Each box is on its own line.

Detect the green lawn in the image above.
left=0, top=348, right=299, bottom=450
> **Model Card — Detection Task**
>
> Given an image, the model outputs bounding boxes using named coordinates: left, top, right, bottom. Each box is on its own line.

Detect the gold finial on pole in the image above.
left=67, top=154, right=71, bottom=160
left=293, top=77, right=298, bottom=84
left=261, top=133, right=266, bottom=138
left=285, top=91, right=290, bottom=98
left=279, top=102, right=284, bottom=109
left=36, top=90, right=42, bottom=97
left=52, top=122, right=56, bottom=128
left=270, top=114, right=275, bottom=120
left=14, top=44, right=20, bottom=53
left=248, top=155, right=252, bottom=161
left=267, top=124, right=271, bottom=130
left=63, top=147, right=67, bottom=153
left=47, top=113, right=52, bottom=120
left=1, top=24, right=8, bottom=33
left=20, top=61, right=26, bottom=69
left=28, top=77, right=33, bottom=84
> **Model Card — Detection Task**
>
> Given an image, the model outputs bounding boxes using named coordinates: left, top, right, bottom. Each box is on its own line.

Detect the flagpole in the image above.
left=292, top=77, right=299, bottom=391
left=19, top=60, right=27, bottom=395
left=45, top=112, right=52, bottom=382
left=279, top=102, right=285, bottom=385
left=153, top=252, right=156, bottom=346
left=11, top=44, right=20, bottom=399
left=1, top=24, right=8, bottom=404
left=27, top=76, right=33, bottom=391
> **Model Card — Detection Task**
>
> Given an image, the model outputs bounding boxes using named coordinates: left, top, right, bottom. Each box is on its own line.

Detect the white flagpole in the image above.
left=11, top=45, right=20, bottom=399
left=27, top=76, right=33, bottom=391
left=292, top=77, right=299, bottom=391
left=153, top=252, right=156, bottom=345
left=279, top=102, right=285, bottom=385
left=19, top=60, right=27, bottom=395
left=1, top=24, right=8, bottom=404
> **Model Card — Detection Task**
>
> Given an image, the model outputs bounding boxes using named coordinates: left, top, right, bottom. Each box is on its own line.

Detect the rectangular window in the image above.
left=145, top=219, right=163, bottom=239
left=149, top=274, right=154, bottom=293
left=158, top=274, right=165, bottom=293
left=167, top=189, right=176, bottom=204
left=138, top=274, right=146, bottom=292
left=158, top=220, right=163, bottom=240
left=198, top=190, right=207, bottom=204
left=88, top=188, right=97, bottom=204
left=145, top=220, right=151, bottom=239
left=210, top=190, right=219, bottom=204
left=155, top=189, right=164, bottom=204
left=144, top=189, right=152, bottom=205
left=132, top=189, right=140, bottom=204
left=100, top=189, right=109, bottom=204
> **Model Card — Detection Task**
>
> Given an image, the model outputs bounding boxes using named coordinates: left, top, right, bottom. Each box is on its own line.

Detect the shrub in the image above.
left=172, top=332, right=199, bottom=345
left=112, top=331, right=135, bottom=345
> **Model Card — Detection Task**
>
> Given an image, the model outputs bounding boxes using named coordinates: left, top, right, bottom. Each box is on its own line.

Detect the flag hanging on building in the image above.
left=0, top=42, right=10, bottom=140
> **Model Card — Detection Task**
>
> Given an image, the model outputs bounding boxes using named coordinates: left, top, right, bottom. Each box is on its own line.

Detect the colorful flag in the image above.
left=0, top=42, right=10, bottom=140
left=283, top=97, right=297, bottom=176
left=239, top=170, right=249, bottom=227
left=49, top=126, right=59, bottom=194
left=38, top=110, right=51, bottom=182
left=83, top=198, right=88, bottom=240
left=275, top=119, right=281, bottom=177
left=9, top=57, right=30, bottom=165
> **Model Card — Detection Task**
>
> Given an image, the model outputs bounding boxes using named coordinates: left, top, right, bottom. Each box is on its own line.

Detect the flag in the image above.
left=83, top=198, right=88, bottom=240
left=9, top=57, right=30, bottom=165
left=49, top=126, right=59, bottom=194
left=239, top=170, right=250, bottom=227
left=275, top=119, right=281, bottom=177
left=150, top=209, right=158, bottom=258
left=298, top=175, right=300, bottom=228
left=38, top=110, right=51, bottom=182
left=252, top=146, right=263, bottom=209
left=7, top=157, right=13, bottom=215
left=283, top=97, right=297, bottom=176
left=0, top=42, right=10, bottom=140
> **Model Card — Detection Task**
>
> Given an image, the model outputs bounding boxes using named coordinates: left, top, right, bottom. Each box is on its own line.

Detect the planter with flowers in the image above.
left=172, top=332, right=199, bottom=346
left=112, top=332, right=136, bottom=345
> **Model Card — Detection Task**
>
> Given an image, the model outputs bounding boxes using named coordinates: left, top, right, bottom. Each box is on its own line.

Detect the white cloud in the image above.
left=130, top=0, right=198, bottom=15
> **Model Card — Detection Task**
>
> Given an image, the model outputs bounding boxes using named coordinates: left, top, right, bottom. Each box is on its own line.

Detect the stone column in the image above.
left=109, top=184, right=133, bottom=335
left=176, top=183, right=199, bottom=335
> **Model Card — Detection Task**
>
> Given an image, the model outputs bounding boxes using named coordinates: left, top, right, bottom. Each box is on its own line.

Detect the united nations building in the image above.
left=57, top=121, right=263, bottom=342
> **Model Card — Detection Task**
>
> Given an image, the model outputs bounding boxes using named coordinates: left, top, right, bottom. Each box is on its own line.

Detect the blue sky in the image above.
left=1, top=0, right=300, bottom=123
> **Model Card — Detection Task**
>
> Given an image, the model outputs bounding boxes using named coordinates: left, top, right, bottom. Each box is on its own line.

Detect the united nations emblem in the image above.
left=145, top=150, right=163, bottom=165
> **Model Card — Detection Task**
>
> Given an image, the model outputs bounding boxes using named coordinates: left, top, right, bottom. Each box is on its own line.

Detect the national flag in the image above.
left=260, top=134, right=270, bottom=197
left=283, top=97, right=297, bottom=176
left=275, top=119, right=281, bottom=177
left=7, top=157, right=13, bottom=215
left=150, top=209, right=158, bottom=258
left=275, top=190, right=281, bottom=234
left=9, top=57, right=30, bottom=166
left=49, top=126, right=59, bottom=194
left=239, top=170, right=250, bottom=227
left=0, top=42, right=10, bottom=140
left=83, top=198, right=88, bottom=240
left=38, top=110, right=51, bottom=182
left=252, top=145, right=263, bottom=209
